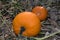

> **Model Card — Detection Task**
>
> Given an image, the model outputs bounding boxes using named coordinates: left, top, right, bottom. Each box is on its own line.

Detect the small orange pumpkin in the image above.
left=32, top=6, right=48, bottom=21
left=12, top=12, right=41, bottom=37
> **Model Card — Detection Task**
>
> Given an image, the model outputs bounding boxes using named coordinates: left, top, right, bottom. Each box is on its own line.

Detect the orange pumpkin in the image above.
left=32, top=6, right=48, bottom=21
left=12, top=12, right=41, bottom=37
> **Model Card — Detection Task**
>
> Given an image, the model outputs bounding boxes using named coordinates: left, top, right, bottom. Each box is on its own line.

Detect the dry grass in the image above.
left=0, top=0, right=60, bottom=40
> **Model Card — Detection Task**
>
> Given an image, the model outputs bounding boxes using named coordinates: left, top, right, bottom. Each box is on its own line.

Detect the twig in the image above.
left=34, top=30, right=60, bottom=40
left=0, top=18, right=6, bottom=27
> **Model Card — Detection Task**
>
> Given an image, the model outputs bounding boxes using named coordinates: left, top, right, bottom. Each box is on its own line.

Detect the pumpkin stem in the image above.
left=20, top=27, right=25, bottom=34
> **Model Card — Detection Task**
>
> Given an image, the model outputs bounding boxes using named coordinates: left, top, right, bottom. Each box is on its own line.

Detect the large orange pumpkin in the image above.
left=12, top=12, right=41, bottom=37
left=32, top=6, right=48, bottom=21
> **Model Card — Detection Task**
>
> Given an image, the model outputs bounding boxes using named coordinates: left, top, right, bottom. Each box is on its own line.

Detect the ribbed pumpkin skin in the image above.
left=32, top=6, right=48, bottom=21
left=12, top=12, right=41, bottom=37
